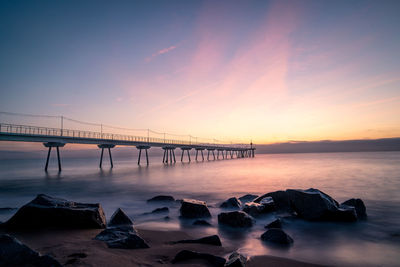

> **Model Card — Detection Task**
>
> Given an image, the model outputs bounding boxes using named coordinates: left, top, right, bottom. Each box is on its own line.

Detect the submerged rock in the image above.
left=4, top=194, right=106, bottom=229
left=220, top=197, right=241, bottom=209
left=193, top=219, right=212, bottom=226
left=108, top=208, right=133, bottom=226
left=254, top=190, right=291, bottom=212
left=265, top=218, right=282, bottom=229
left=242, top=198, right=275, bottom=217
left=218, top=211, right=254, bottom=228
left=238, top=194, right=258, bottom=204
left=172, top=235, right=222, bottom=246
left=151, top=207, right=169, bottom=213
left=172, top=250, right=226, bottom=267
left=341, top=198, right=367, bottom=219
left=261, top=229, right=293, bottom=245
left=147, top=195, right=175, bottom=202
left=180, top=199, right=211, bottom=218
left=225, top=251, right=247, bottom=267
left=0, top=234, right=62, bottom=267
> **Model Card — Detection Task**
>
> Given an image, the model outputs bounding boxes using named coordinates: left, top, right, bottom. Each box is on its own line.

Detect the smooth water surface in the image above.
left=0, top=151, right=399, bottom=266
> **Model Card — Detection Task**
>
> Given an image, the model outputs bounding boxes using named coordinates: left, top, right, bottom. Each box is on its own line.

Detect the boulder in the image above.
left=242, top=198, right=275, bottom=217
left=0, top=234, right=62, bottom=267
left=261, top=229, right=293, bottom=245
left=95, top=226, right=149, bottom=249
left=220, top=197, right=241, bottom=209
left=94, top=225, right=137, bottom=241
left=151, top=207, right=169, bottom=213
left=265, top=218, right=282, bottom=229
left=147, top=195, right=175, bottom=202
left=4, top=194, right=106, bottom=229
left=225, top=251, right=247, bottom=267
left=341, top=198, right=367, bottom=219
left=172, top=250, right=226, bottom=267
left=238, top=194, right=258, bottom=204
left=334, top=205, right=358, bottom=221
left=254, top=190, right=291, bottom=212
left=218, top=211, right=254, bottom=228
left=108, top=208, right=133, bottom=226
left=193, top=219, right=212, bottom=226
left=180, top=199, right=211, bottom=218
left=172, top=235, right=222, bottom=246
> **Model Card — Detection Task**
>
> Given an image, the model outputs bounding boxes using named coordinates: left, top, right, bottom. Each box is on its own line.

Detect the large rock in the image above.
left=254, top=190, right=291, bottom=212
left=108, top=208, right=133, bottom=226
left=172, top=235, right=222, bottom=246
left=0, top=234, right=62, bottom=267
left=218, top=211, right=254, bottom=228
left=147, top=195, right=175, bottom=202
left=220, top=197, right=241, bottom=209
left=261, top=229, right=293, bottom=245
left=4, top=194, right=106, bottom=229
left=341, top=198, right=367, bottom=219
left=265, top=218, right=282, bottom=229
left=193, top=219, right=212, bottom=226
left=225, top=251, right=247, bottom=267
left=180, top=199, right=211, bottom=218
left=172, top=250, right=226, bottom=267
left=95, top=226, right=149, bottom=249
left=238, top=194, right=258, bottom=204
left=242, top=198, right=275, bottom=217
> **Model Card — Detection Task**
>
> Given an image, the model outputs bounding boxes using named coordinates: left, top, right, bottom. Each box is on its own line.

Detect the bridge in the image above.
left=0, top=113, right=255, bottom=172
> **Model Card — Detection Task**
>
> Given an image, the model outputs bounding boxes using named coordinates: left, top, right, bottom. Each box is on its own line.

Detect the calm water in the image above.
left=0, top=151, right=399, bottom=266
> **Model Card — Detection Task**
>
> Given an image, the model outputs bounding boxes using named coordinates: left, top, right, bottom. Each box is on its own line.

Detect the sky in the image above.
left=1, top=0, right=400, bottom=144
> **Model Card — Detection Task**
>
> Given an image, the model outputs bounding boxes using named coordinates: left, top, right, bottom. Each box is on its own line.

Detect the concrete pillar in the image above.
left=98, top=144, right=116, bottom=168
left=43, top=142, right=65, bottom=172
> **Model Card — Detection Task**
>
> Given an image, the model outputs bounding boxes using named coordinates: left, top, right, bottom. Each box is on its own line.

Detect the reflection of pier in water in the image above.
left=0, top=122, right=255, bottom=172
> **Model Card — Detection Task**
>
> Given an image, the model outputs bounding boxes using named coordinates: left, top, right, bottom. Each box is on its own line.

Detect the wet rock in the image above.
left=261, top=229, right=293, bottom=245
left=180, top=199, right=211, bottom=218
left=172, top=250, right=226, bottom=267
left=147, top=195, right=175, bottom=202
left=164, top=216, right=170, bottom=221
left=238, top=194, right=258, bottom=204
left=341, top=198, right=367, bottom=219
left=265, top=218, right=282, bottom=229
left=152, top=207, right=169, bottom=213
left=254, top=190, right=292, bottom=212
left=108, top=208, right=133, bottom=226
left=95, top=226, right=149, bottom=249
left=4, top=194, right=106, bottom=229
left=193, top=219, right=212, bottom=226
left=218, top=211, right=254, bottom=228
left=334, top=205, right=358, bottom=221
left=0, top=234, right=62, bottom=267
left=242, top=198, right=275, bottom=217
left=220, top=197, right=241, bottom=209
left=95, top=225, right=137, bottom=241
left=225, top=251, right=247, bottom=267
left=172, top=235, right=222, bottom=246
left=0, top=207, right=17, bottom=212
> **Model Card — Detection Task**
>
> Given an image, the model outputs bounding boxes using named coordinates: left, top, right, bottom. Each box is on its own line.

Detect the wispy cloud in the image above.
left=145, top=45, right=177, bottom=62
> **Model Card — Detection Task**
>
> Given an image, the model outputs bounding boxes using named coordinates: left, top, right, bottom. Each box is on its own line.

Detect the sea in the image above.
left=0, top=150, right=399, bottom=266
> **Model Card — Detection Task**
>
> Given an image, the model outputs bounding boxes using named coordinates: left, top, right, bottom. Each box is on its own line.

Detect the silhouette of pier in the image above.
left=0, top=114, right=255, bottom=171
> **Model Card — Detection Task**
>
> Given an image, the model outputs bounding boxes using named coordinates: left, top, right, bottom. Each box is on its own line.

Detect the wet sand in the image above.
left=2, top=227, right=325, bottom=266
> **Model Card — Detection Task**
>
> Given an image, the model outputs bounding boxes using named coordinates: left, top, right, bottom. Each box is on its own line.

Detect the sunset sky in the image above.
left=1, top=0, right=400, bottom=144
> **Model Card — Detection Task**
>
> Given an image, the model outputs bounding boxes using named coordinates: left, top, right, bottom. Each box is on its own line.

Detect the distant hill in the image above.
left=255, top=138, right=400, bottom=154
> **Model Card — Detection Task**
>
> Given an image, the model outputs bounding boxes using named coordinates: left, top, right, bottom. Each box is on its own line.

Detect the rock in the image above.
left=4, top=194, right=106, bottom=229
left=172, top=250, right=226, bottom=267
left=152, top=207, right=169, bottom=213
left=341, top=198, right=367, bottom=219
left=193, top=219, right=212, bottom=226
left=108, top=208, right=133, bottom=226
left=218, top=211, right=254, bottom=228
left=220, top=197, right=241, bottom=209
left=238, top=194, right=258, bottom=204
left=164, top=216, right=170, bottom=221
left=180, top=199, right=211, bottom=218
left=254, top=190, right=292, bottom=212
left=95, top=225, right=137, bottom=241
left=0, top=207, right=17, bottom=212
left=334, top=205, right=358, bottom=221
left=261, top=229, right=293, bottom=245
left=0, top=234, right=62, bottom=267
left=95, top=226, right=149, bottom=249
left=172, top=235, right=222, bottom=246
left=242, top=198, right=275, bottom=217
left=265, top=218, right=282, bottom=229
left=225, top=251, right=247, bottom=267
left=147, top=195, right=175, bottom=202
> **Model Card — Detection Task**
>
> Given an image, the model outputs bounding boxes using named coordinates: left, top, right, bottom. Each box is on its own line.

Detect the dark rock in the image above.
left=180, top=199, right=211, bottom=218
left=334, top=205, right=358, bottom=221
left=95, top=226, right=149, bottom=249
left=225, top=251, right=247, bottom=267
left=0, top=207, right=17, bottom=212
left=238, top=194, right=258, bottom=204
left=108, top=208, right=133, bottom=226
left=95, top=225, right=137, bottom=241
left=152, top=207, right=169, bottom=213
left=193, top=219, right=212, bottom=226
left=254, top=190, right=292, bottom=212
left=220, top=197, right=241, bottom=209
left=4, top=194, right=106, bottom=229
left=0, top=234, right=62, bottom=267
left=164, top=216, right=170, bottom=221
left=261, top=229, right=293, bottom=245
left=172, top=235, right=222, bottom=246
left=147, top=195, right=175, bottom=202
left=265, top=218, right=282, bottom=229
left=242, top=198, right=275, bottom=216
left=172, top=250, right=226, bottom=267
left=341, top=198, right=367, bottom=219
left=218, top=211, right=254, bottom=228
left=67, top=252, right=87, bottom=258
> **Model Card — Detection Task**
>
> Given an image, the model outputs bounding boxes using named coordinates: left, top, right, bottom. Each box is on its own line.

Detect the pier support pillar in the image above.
left=180, top=147, right=192, bottom=162
left=195, top=148, right=205, bottom=161
left=43, top=142, right=65, bottom=172
left=162, top=146, right=176, bottom=164
left=207, top=148, right=216, bottom=160
left=98, top=144, right=116, bottom=168
left=136, top=145, right=151, bottom=165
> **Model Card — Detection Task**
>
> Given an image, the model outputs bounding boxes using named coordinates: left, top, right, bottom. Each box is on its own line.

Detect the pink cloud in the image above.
left=145, top=45, right=177, bottom=62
